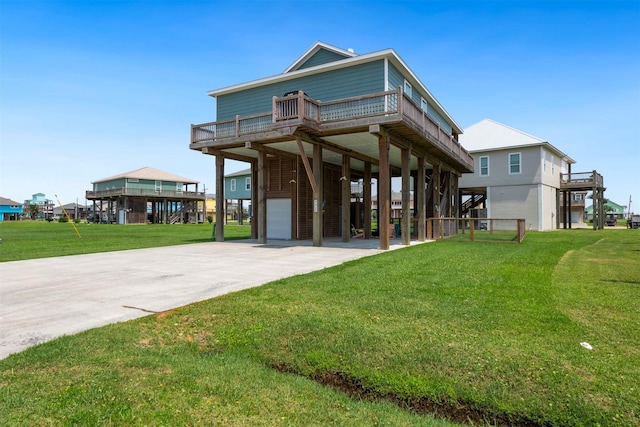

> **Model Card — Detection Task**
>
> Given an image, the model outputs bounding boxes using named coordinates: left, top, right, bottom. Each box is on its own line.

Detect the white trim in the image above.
left=479, top=155, right=489, bottom=177
left=230, top=178, right=236, bottom=192
left=403, top=79, right=412, bottom=97
left=384, top=58, right=389, bottom=91
left=486, top=187, right=491, bottom=218
left=508, top=152, right=522, bottom=175
left=384, top=58, right=389, bottom=110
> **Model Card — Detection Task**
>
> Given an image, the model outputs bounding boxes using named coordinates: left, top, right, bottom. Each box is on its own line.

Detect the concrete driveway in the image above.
left=1, top=238, right=420, bottom=359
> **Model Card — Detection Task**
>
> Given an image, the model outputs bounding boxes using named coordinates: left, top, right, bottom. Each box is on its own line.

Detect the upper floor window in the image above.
left=230, top=179, right=236, bottom=192
left=479, top=156, right=489, bottom=176
left=404, top=79, right=412, bottom=97
left=509, top=153, right=521, bottom=174
left=573, top=193, right=585, bottom=201
left=420, top=97, right=428, bottom=112
left=176, top=182, right=183, bottom=192
left=550, top=155, right=555, bottom=176
left=155, top=180, right=162, bottom=192
left=245, top=177, right=251, bottom=191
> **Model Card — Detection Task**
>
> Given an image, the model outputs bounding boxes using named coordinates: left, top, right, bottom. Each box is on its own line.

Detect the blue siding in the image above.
left=225, top=174, right=252, bottom=199
left=125, top=179, right=157, bottom=191
left=95, top=178, right=126, bottom=191
left=387, top=63, right=452, bottom=134
left=0, top=205, right=23, bottom=221
left=387, top=62, right=404, bottom=92
left=297, top=49, right=350, bottom=70
left=94, top=179, right=184, bottom=191
left=217, top=60, right=386, bottom=120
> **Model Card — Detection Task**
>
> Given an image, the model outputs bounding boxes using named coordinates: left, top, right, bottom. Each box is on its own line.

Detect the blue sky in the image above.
left=1, top=0, right=639, bottom=213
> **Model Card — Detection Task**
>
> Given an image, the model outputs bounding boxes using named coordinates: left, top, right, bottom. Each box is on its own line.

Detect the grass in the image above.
left=1, top=225, right=639, bottom=426
left=0, top=221, right=250, bottom=262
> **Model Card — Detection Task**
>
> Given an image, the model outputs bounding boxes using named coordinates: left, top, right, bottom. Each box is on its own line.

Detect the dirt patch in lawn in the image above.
left=273, top=363, right=552, bottom=426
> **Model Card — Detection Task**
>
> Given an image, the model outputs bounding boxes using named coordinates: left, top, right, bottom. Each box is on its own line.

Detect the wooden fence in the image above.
left=427, top=217, right=526, bottom=243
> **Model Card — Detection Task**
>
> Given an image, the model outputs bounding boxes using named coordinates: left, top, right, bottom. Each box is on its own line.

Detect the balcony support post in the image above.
left=215, top=155, right=225, bottom=241
left=364, top=162, right=372, bottom=239
left=417, top=155, right=426, bottom=241
left=378, top=134, right=390, bottom=250
left=257, top=150, right=267, bottom=243
left=312, top=143, right=323, bottom=247
left=401, top=145, right=411, bottom=246
left=342, top=154, right=351, bottom=243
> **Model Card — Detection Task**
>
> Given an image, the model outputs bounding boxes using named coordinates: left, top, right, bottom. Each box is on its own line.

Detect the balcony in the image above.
left=560, top=171, right=604, bottom=191
left=86, top=188, right=205, bottom=200
left=190, top=89, right=474, bottom=173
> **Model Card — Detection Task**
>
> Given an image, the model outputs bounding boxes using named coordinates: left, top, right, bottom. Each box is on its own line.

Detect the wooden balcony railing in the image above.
left=86, top=188, right=205, bottom=199
left=191, top=88, right=473, bottom=170
left=560, top=171, right=604, bottom=189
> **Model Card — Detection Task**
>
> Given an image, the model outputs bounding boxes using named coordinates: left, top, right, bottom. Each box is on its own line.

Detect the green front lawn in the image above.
left=0, top=221, right=250, bottom=262
left=1, top=226, right=638, bottom=425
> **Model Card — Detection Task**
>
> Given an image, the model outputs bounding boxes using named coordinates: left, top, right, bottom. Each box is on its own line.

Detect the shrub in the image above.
left=57, top=217, right=68, bottom=223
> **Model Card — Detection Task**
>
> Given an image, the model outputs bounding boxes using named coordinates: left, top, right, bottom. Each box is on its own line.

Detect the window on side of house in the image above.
left=176, top=182, right=183, bottom=192
left=550, top=155, right=555, bottom=176
left=404, top=79, right=412, bottom=97
left=245, top=177, right=251, bottom=191
left=420, top=97, right=428, bottom=112
left=509, top=153, right=521, bottom=174
left=479, top=156, right=489, bottom=176
left=155, top=180, right=162, bottom=192
left=230, top=179, right=236, bottom=192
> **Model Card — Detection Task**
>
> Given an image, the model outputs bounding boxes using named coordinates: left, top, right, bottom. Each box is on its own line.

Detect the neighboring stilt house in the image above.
left=458, top=119, right=606, bottom=231
left=190, top=42, right=474, bottom=249
left=87, top=167, right=205, bottom=224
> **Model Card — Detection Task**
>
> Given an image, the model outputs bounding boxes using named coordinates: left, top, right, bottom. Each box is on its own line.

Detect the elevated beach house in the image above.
left=190, top=42, right=473, bottom=249
left=0, top=197, right=23, bottom=221
left=86, top=167, right=205, bottom=224
left=458, top=119, right=606, bottom=231
left=224, top=168, right=252, bottom=224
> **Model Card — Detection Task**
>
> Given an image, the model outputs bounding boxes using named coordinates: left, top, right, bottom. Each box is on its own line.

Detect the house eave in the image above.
left=469, top=142, right=575, bottom=164
left=283, top=41, right=357, bottom=73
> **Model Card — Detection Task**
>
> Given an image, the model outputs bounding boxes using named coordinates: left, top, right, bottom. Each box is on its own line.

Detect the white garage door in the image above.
left=571, top=211, right=581, bottom=223
left=267, top=198, right=291, bottom=239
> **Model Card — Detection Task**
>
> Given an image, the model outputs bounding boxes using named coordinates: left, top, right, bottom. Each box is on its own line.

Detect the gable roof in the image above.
left=207, top=41, right=463, bottom=135
left=460, top=119, right=575, bottom=163
left=585, top=199, right=626, bottom=213
left=92, top=167, right=199, bottom=184
left=225, top=168, right=252, bottom=178
left=284, top=41, right=357, bottom=73
left=0, top=197, right=22, bottom=205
